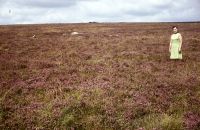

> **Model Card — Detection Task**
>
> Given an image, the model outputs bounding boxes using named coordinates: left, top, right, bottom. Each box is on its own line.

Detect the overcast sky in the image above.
left=0, top=0, right=200, bottom=24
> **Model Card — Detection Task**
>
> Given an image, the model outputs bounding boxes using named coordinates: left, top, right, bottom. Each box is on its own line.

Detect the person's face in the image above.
left=173, top=27, right=178, bottom=33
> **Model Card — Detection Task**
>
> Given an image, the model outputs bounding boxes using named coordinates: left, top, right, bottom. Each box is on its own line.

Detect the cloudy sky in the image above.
left=0, top=0, right=200, bottom=24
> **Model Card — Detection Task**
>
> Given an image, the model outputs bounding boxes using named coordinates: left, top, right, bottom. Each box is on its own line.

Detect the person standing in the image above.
left=169, top=26, right=183, bottom=59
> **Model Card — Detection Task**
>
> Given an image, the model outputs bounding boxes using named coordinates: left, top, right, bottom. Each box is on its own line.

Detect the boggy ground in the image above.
left=0, top=22, right=200, bottom=130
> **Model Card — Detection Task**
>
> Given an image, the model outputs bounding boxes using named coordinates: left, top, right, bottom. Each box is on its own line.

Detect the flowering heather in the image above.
left=0, top=23, right=200, bottom=129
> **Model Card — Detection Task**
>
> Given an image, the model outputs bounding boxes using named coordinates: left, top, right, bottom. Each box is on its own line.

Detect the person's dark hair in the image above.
left=172, top=26, right=178, bottom=29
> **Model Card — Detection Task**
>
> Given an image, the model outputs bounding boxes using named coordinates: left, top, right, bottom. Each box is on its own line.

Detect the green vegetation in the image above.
left=0, top=23, right=200, bottom=129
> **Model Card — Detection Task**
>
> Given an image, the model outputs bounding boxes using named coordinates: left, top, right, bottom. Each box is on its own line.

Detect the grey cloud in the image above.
left=15, top=0, right=77, bottom=8
left=6, top=0, right=93, bottom=8
left=0, top=0, right=200, bottom=24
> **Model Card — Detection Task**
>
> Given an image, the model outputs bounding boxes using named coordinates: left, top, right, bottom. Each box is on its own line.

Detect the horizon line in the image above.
left=1, top=21, right=200, bottom=26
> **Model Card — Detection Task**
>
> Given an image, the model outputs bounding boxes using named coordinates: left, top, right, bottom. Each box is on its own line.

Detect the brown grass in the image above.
left=0, top=22, right=200, bottom=130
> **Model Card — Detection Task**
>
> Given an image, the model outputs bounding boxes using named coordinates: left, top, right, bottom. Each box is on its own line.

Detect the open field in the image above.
left=0, top=22, right=200, bottom=130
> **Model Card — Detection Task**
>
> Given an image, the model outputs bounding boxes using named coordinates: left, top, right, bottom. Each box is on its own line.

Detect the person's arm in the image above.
left=169, top=35, right=172, bottom=52
left=179, top=33, right=182, bottom=52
